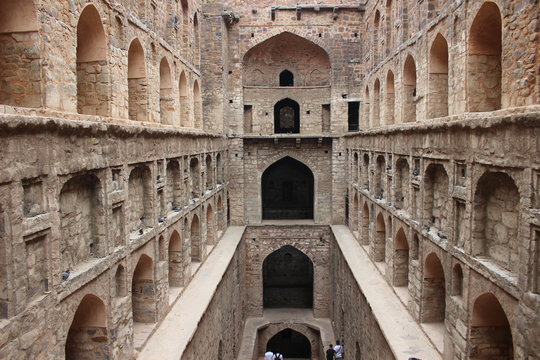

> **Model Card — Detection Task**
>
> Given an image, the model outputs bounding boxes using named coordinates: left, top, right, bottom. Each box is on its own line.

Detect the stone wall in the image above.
left=330, top=232, right=396, bottom=360
left=243, top=225, right=331, bottom=318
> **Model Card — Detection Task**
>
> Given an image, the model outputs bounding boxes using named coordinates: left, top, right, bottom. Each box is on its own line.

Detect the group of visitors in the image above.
left=264, top=349, right=284, bottom=360
left=326, top=340, right=344, bottom=360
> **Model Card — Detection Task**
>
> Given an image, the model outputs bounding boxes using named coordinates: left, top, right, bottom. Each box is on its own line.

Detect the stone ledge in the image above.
left=139, top=226, right=246, bottom=360
left=330, top=225, right=442, bottom=360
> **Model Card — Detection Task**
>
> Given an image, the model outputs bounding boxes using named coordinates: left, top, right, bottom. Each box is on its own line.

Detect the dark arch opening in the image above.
left=263, top=246, right=313, bottom=308
left=274, top=98, right=300, bottom=133
left=279, top=70, right=294, bottom=86
left=267, top=329, right=311, bottom=358
left=262, top=157, right=314, bottom=220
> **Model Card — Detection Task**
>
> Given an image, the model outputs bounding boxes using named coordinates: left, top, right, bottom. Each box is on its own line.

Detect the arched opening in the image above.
left=412, top=233, right=420, bottom=260
left=114, top=265, right=126, bottom=297
left=60, top=174, right=104, bottom=271
left=395, top=158, right=409, bottom=211
left=168, top=231, right=183, bottom=287
left=261, top=157, right=314, bottom=220
left=373, top=79, right=381, bottom=126
left=159, top=57, right=174, bottom=124
left=279, top=70, right=294, bottom=86
left=217, top=196, right=224, bottom=236
left=132, top=254, right=156, bottom=323
left=216, top=153, right=224, bottom=184
left=267, top=329, right=311, bottom=359
left=373, top=11, right=381, bottom=64
left=0, top=0, right=41, bottom=108
left=263, top=246, right=313, bottom=308
left=385, top=0, right=393, bottom=55
left=158, top=235, right=165, bottom=262
left=428, top=34, right=449, bottom=119
left=386, top=70, right=395, bottom=125
left=193, top=80, right=202, bottom=129
left=472, top=171, right=519, bottom=272
left=424, top=164, right=449, bottom=232
left=243, top=32, right=330, bottom=87
left=128, top=166, right=153, bottom=233
left=375, top=155, right=385, bottom=198
left=179, top=72, right=189, bottom=126
left=274, top=98, right=300, bottom=134
left=363, top=86, right=370, bottom=128
left=65, top=294, right=109, bottom=359
left=361, top=202, right=370, bottom=245
left=190, top=215, right=201, bottom=262
left=351, top=193, right=359, bottom=237
left=166, top=160, right=183, bottom=210
left=189, top=157, right=201, bottom=199
left=470, top=293, right=513, bottom=359
left=352, top=152, right=359, bottom=184
left=421, top=252, right=445, bottom=323
left=205, top=154, right=213, bottom=190
left=128, top=39, right=147, bottom=121
left=394, top=228, right=409, bottom=286
left=206, top=205, right=215, bottom=245
left=372, top=213, right=386, bottom=262
left=193, top=13, right=200, bottom=67
left=402, top=55, right=417, bottom=122
left=76, top=5, right=109, bottom=116
left=362, top=153, right=370, bottom=190
left=451, top=263, right=463, bottom=297
left=468, top=2, right=502, bottom=112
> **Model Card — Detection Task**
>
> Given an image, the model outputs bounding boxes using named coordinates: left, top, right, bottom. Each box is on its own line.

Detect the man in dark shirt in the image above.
left=326, top=344, right=336, bottom=360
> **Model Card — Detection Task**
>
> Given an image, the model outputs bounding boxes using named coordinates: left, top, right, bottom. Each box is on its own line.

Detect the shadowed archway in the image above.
left=263, top=246, right=313, bottom=308
left=267, top=328, right=311, bottom=359
left=262, top=157, right=314, bottom=220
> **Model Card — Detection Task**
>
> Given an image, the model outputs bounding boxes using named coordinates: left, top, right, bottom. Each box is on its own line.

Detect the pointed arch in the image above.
left=190, top=214, right=201, bottom=261
left=372, top=213, right=386, bottom=262
left=168, top=230, right=183, bottom=287
left=468, top=2, right=502, bottom=112
left=274, top=98, right=300, bottom=133
left=428, top=33, right=449, bottom=118
left=373, top=79, right=381, bottom=126
left=263, top=245, right=314, bottom=308
left=76, top=5, right=109, bottom=116
left=159, top=57, right=173, bottom=124
left=402, top=54, right=417, bottom=122
left=179, top=71, right=189, bottom=126
left=363, top=86, right=371, bottom=128
left=132, top=254, right=156, bottom=323
left=206, top=204, right=215, bottom=245
left=193, top=13, right=200, bottom=66
left=262, top=157, right=314, bottom=220
left=279, top=69, right=294, bottom=86
left=267, top=328, right=311, bottom=358
left=385, top=70, right=395, bottom=125
left=128, top=39, right=148, bottom=121
left=393, top=228, right=409, bottom=286
left=193, top=79, right=202, bottom=129
left=66, top=294, right=109, bottom=359
left=470, top=293, right=513, bottom=359
left=421, top=252, right=445, bottom=323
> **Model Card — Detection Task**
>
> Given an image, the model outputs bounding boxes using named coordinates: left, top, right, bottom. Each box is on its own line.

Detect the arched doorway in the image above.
left=263, top=246, right=313, bottom=308
left=65, top=294, right=109, bottom=359
left=267, top=329, right=311, bottom=359
left=274, top=98, right=300, bottom=133
left=261, top=157, right=314, bottom=220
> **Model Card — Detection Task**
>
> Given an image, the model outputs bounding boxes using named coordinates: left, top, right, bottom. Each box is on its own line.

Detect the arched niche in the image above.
left=206, top=204, right=215, bottom=245
left=393, top=228, right=409, bottom=287
left=132, top=254, right=156, bottom=323
left=267, top=328, right=311, bottom=358
left=372, top=213, right=386, bottom=262
left=263, top=246, right=313, bottom=308
left=159, top=57, right=173, bottom=124
left=279, top=69, right=294, bottom=86
left=421, top=252, right=446, bottom=323
left=0, top=0, right=42, bottom=108
left=261, top=157, right=314, bottom=220
left=428, top=33, right=449, bottom=118
left=190, top=214, right=201, bottom=261
left=386, top=70, right=395, bottom=125
left=193, top=80, right=202, bottom=129
left=168, top=230, right=183, bottom=287
left=65, top=294, right=109, bottom=359
left=470, top=293, right=513, bottom=359
left=128, top=166, right=153, bottom=233
left=243, top=32, right=330, bottom=87
left=179, top=71, right=189, bottom=126
left=274, top=98, right=300, bottom=133
left=402, top=54, right=417, bottom=122
left=128, top=39, right=147, bottom=121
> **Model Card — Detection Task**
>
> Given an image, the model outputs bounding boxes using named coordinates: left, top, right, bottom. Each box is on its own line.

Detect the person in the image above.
left=264, top=349, right=274, bottom=360
left=326, top=344, right=336, bottom=360
left=334, top=340, right=344, bottom=359
left=273, top=351, right=284, bottom=360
